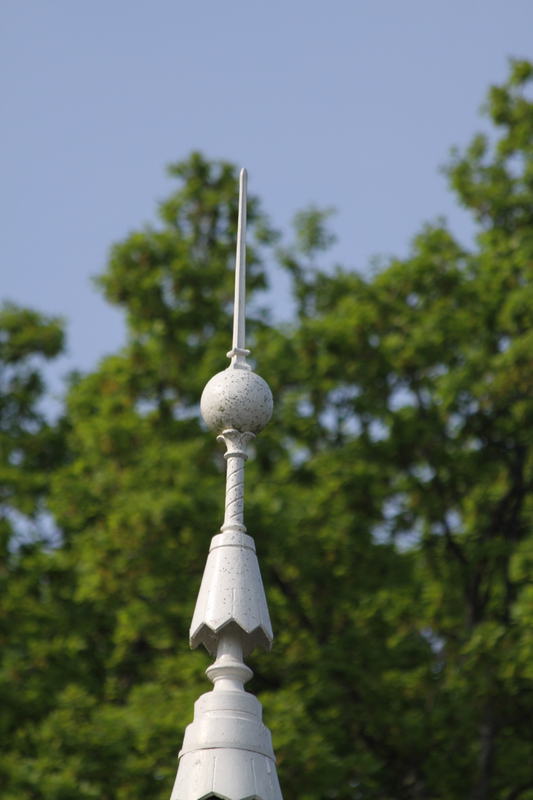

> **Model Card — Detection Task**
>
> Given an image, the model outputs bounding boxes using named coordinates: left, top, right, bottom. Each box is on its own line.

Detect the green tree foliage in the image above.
left=2, top=62, right=533, bottom=800
left=0, top=305, right=70, bottom=793
left=0, top=304, right=65, bottom=526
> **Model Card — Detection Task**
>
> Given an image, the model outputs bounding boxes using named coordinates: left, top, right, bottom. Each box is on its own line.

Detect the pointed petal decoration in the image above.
left=189, top=530, right=273, bottom=658
left=172, top=749, right=282, bottom=800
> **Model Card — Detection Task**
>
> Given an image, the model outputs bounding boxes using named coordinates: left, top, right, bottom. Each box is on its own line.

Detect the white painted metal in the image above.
left=172, top=627, right=281, bottom=800
left=201, top=370, right=273, bottom=435
left=171, top=168, right=282, bottom=800
left=173, top=749, right=282, bottom=800
left=227, top=167, right=251, bottom=371
left=190, top=529, right=273, bottom=658
left=219, top=430, right=255, bottom=532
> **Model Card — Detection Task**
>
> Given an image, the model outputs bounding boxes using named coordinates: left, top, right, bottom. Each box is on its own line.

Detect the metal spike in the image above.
left=227, top=168, right=251, bottom=369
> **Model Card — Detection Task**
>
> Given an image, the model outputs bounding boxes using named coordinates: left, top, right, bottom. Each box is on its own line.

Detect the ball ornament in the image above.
left=200, top=367, right=273, bottom=435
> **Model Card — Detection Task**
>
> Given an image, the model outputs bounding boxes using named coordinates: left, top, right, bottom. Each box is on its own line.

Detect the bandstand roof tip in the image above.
left=170, top=168, right=283, bottom=800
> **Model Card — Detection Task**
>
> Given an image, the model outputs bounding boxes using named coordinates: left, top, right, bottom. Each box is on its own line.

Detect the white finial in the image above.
left=171, top=167, right=281, bottom=800
left=227, top=168, right=251, bottom=369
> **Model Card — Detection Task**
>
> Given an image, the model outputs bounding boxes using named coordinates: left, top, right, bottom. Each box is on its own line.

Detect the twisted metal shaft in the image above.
left=216, top=429, right=255, bottom=533
left=224, top=454, right=245, bottom=528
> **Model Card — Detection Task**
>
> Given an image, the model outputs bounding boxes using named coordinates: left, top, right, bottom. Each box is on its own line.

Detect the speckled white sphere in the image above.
left=200, top=368, right=273, bottom=434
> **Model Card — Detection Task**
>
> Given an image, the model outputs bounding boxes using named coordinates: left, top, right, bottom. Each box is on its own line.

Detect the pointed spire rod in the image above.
left=234, top=167, right=247, bottom=352
left=228, top=168, right=251, bottom=368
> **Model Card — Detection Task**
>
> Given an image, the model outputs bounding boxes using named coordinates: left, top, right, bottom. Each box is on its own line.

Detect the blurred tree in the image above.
left=0, top=303, right=65, bottom=531
left=2, top=63, right=533, bottom=800
left=0, top=304, right=72, bottom=793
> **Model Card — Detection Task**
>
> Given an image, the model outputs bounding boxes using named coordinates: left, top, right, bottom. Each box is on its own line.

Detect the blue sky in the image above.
left=2, top=2, right=533, bottom=397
